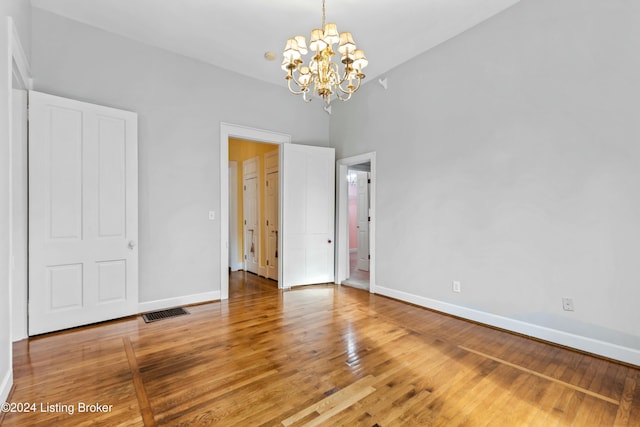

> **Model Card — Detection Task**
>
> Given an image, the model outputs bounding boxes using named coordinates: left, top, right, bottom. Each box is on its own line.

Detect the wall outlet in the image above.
left=208, top=211, right=216, bottom=220
left=452, top=280, right=461, bottom=293
left=562, top=297, right=574, bottom=311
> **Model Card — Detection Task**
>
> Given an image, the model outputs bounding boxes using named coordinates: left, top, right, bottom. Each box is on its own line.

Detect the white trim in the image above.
left=375, top=285, right=640, bottom=367
left=336, top=152, right=376, bottom=293
left=220, top=123, right=291, bottom=300
left=4, top=17, right=31, bottom=404
left=0, top=370, right=12, bottom=405
left=8, top=18, right=32, bottom=90
left=138, top=291, right=221, bottom=314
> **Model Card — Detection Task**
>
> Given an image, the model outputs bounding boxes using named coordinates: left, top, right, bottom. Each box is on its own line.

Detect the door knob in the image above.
left=328, top=240, right=332, bottom=244
left=128, top=240, right=136, bottom=249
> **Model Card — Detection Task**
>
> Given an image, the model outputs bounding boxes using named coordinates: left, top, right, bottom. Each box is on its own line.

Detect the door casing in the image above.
left=220, top=124, right=291, bottom=299
left=336, top=152, right=376, bottom=292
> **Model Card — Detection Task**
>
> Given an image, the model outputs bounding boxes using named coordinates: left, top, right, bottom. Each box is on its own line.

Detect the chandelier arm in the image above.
left=287, top=75, right=308, bottom=95
left=337, top=76, right=362, bottom=96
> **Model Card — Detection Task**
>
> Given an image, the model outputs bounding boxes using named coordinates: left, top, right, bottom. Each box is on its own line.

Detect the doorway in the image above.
left=229, top=139, right=279, bottom=280
left=336, top=153, right=376, bottom=292
left=220, top=124, right=290, bottom=299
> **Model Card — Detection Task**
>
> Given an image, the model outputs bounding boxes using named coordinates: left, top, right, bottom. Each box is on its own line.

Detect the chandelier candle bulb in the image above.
left=282, top=0, right=368, bottom=105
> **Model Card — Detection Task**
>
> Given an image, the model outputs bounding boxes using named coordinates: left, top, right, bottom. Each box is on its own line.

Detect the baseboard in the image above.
left=1, top=370, right=12, bottom=404
left=230, top=262, right=244, bottom=272
left=138, top=291, right=221, bottom=313
left=375, top=286, right=640, bottom=367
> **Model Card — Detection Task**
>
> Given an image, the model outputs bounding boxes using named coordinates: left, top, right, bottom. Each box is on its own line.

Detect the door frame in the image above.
left=8, top=16, right=32, bottom=344
left=220, top=123, right=290, bottom=299
left=336, top=152, right=376, bottom=293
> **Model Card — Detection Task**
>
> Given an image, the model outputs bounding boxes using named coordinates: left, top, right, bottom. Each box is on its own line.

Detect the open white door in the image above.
left=356, top=172, right=370, bottom=271
left=29, top=91, right=138, bottom=335
left=281, top=144, right=335, bottom=287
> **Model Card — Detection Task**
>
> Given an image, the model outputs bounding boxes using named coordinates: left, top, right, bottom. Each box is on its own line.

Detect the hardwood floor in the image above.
left=3, top=271, right=640, bottom=426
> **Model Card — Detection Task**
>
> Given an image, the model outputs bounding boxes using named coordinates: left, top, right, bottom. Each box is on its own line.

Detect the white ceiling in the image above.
left=30, top=0, right=520, bottom=87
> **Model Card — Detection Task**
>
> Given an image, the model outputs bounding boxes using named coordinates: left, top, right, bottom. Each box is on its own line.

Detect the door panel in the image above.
left=243, top=158, right=259, bottom=274
left=357, top=172, right=370, bottom=271
left=266, top=170, right=279, bottom=280
left=281, top=144, right=335, bottom=287
left=29, top=91, right=138, bottom=335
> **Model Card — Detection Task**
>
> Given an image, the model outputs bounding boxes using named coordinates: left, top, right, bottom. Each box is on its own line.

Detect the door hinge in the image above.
left=368, top=255, right=371, bottom=260
left=244, top=185, right=246, bottom=190
left=368, top=178, right=371, bottom=184
left=266, top=220, right=269, bottom=226
left=266, top=260, right=269, bottom=266
left=244, top=255, right=247, bottom=260
left=368, top=216, right=371, bottom=222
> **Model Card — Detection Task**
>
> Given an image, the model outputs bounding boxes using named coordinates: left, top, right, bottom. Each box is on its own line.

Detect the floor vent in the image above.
left=142, top=307, right=189, bottom=323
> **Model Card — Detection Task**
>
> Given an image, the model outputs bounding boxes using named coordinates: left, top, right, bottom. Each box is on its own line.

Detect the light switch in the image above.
left=208, top=211, right=216, bottom=220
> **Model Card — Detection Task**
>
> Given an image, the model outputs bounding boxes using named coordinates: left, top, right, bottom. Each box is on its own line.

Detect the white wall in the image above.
left=1, top=0, right=30, bottom=404
left=330, top=0, right=640, bottom=364
left=31, top=8, right=329, bottom=306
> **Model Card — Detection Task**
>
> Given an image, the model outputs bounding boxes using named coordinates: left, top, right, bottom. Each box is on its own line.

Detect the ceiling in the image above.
left=30, top=0, right=520, bottom=87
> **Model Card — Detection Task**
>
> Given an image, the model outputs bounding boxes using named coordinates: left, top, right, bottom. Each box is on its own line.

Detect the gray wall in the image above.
left=330, top=0, right=640, bottom=360
left=31, top=8, right=329, bottom=304
left=1, top=0, right=31, bottom=403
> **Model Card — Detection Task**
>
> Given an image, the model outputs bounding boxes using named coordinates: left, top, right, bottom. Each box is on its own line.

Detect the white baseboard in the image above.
left=375, top=286, right=640, bottom=367
left=138, top=291, right=221, bottom=313
left=230, top=262, right=244, bottom=272
left=349, top=248, right=357, bottom=253
left=1, top=370, right=12, bottom=404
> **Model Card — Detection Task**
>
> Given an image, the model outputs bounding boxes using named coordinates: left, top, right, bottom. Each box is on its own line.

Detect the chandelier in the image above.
left=281, top=0, right=368, bottom=105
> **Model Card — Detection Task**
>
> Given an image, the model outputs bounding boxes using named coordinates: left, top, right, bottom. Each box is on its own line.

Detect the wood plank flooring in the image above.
left=3, top=271, right=640, bottom=426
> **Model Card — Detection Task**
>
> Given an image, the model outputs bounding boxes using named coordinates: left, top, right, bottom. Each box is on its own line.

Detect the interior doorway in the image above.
left=221, top=124, right=290, bottom=300
left=336, top=153, right=376, bottom=292
left=228, top=138, right=279, bottom=282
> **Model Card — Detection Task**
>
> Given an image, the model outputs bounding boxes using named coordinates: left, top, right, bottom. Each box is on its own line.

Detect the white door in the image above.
left=265, top=170, right=279, bottom=280
left=243, top=157, right=259, bottom=274
left=356, top=172, right=370, bottom=271
left=281, top=144, right=335, bottom=287
left=29, top=91, right=138, bottom=335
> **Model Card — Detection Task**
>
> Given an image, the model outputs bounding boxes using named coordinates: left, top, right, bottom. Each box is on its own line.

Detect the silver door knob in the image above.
left=128, top=240, right=136, bottom=249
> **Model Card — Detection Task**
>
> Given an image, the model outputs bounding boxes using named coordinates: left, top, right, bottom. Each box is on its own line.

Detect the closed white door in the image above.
left=265, top=170, right=279, bottom=280
left=29, top=91, right=138, bottom=335
left=243, top=159, right=259, bottom=274
left=356, top=172, right=370, bottom=271
left=281, top=144, right=335, bottom=287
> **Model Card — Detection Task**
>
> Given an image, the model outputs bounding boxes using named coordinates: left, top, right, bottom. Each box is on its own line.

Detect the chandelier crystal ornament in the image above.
left=281, top=0, right=368, bottom=105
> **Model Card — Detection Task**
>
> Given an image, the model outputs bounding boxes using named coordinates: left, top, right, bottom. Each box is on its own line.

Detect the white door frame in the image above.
left=3, top=17, right=32, bottom=405
left=336, top=152, right=376, bottom=293
left=8, top=17, right=32, bottom=344
left=220, top=123, right=290, bottom=300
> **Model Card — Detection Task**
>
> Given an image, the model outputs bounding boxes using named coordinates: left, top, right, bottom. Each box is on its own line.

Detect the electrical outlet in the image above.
left=452, top=280, right=461, bottom=293
left=208, top=211, right=216, bottom=220
left=562, top=297, right=574, bottom=311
